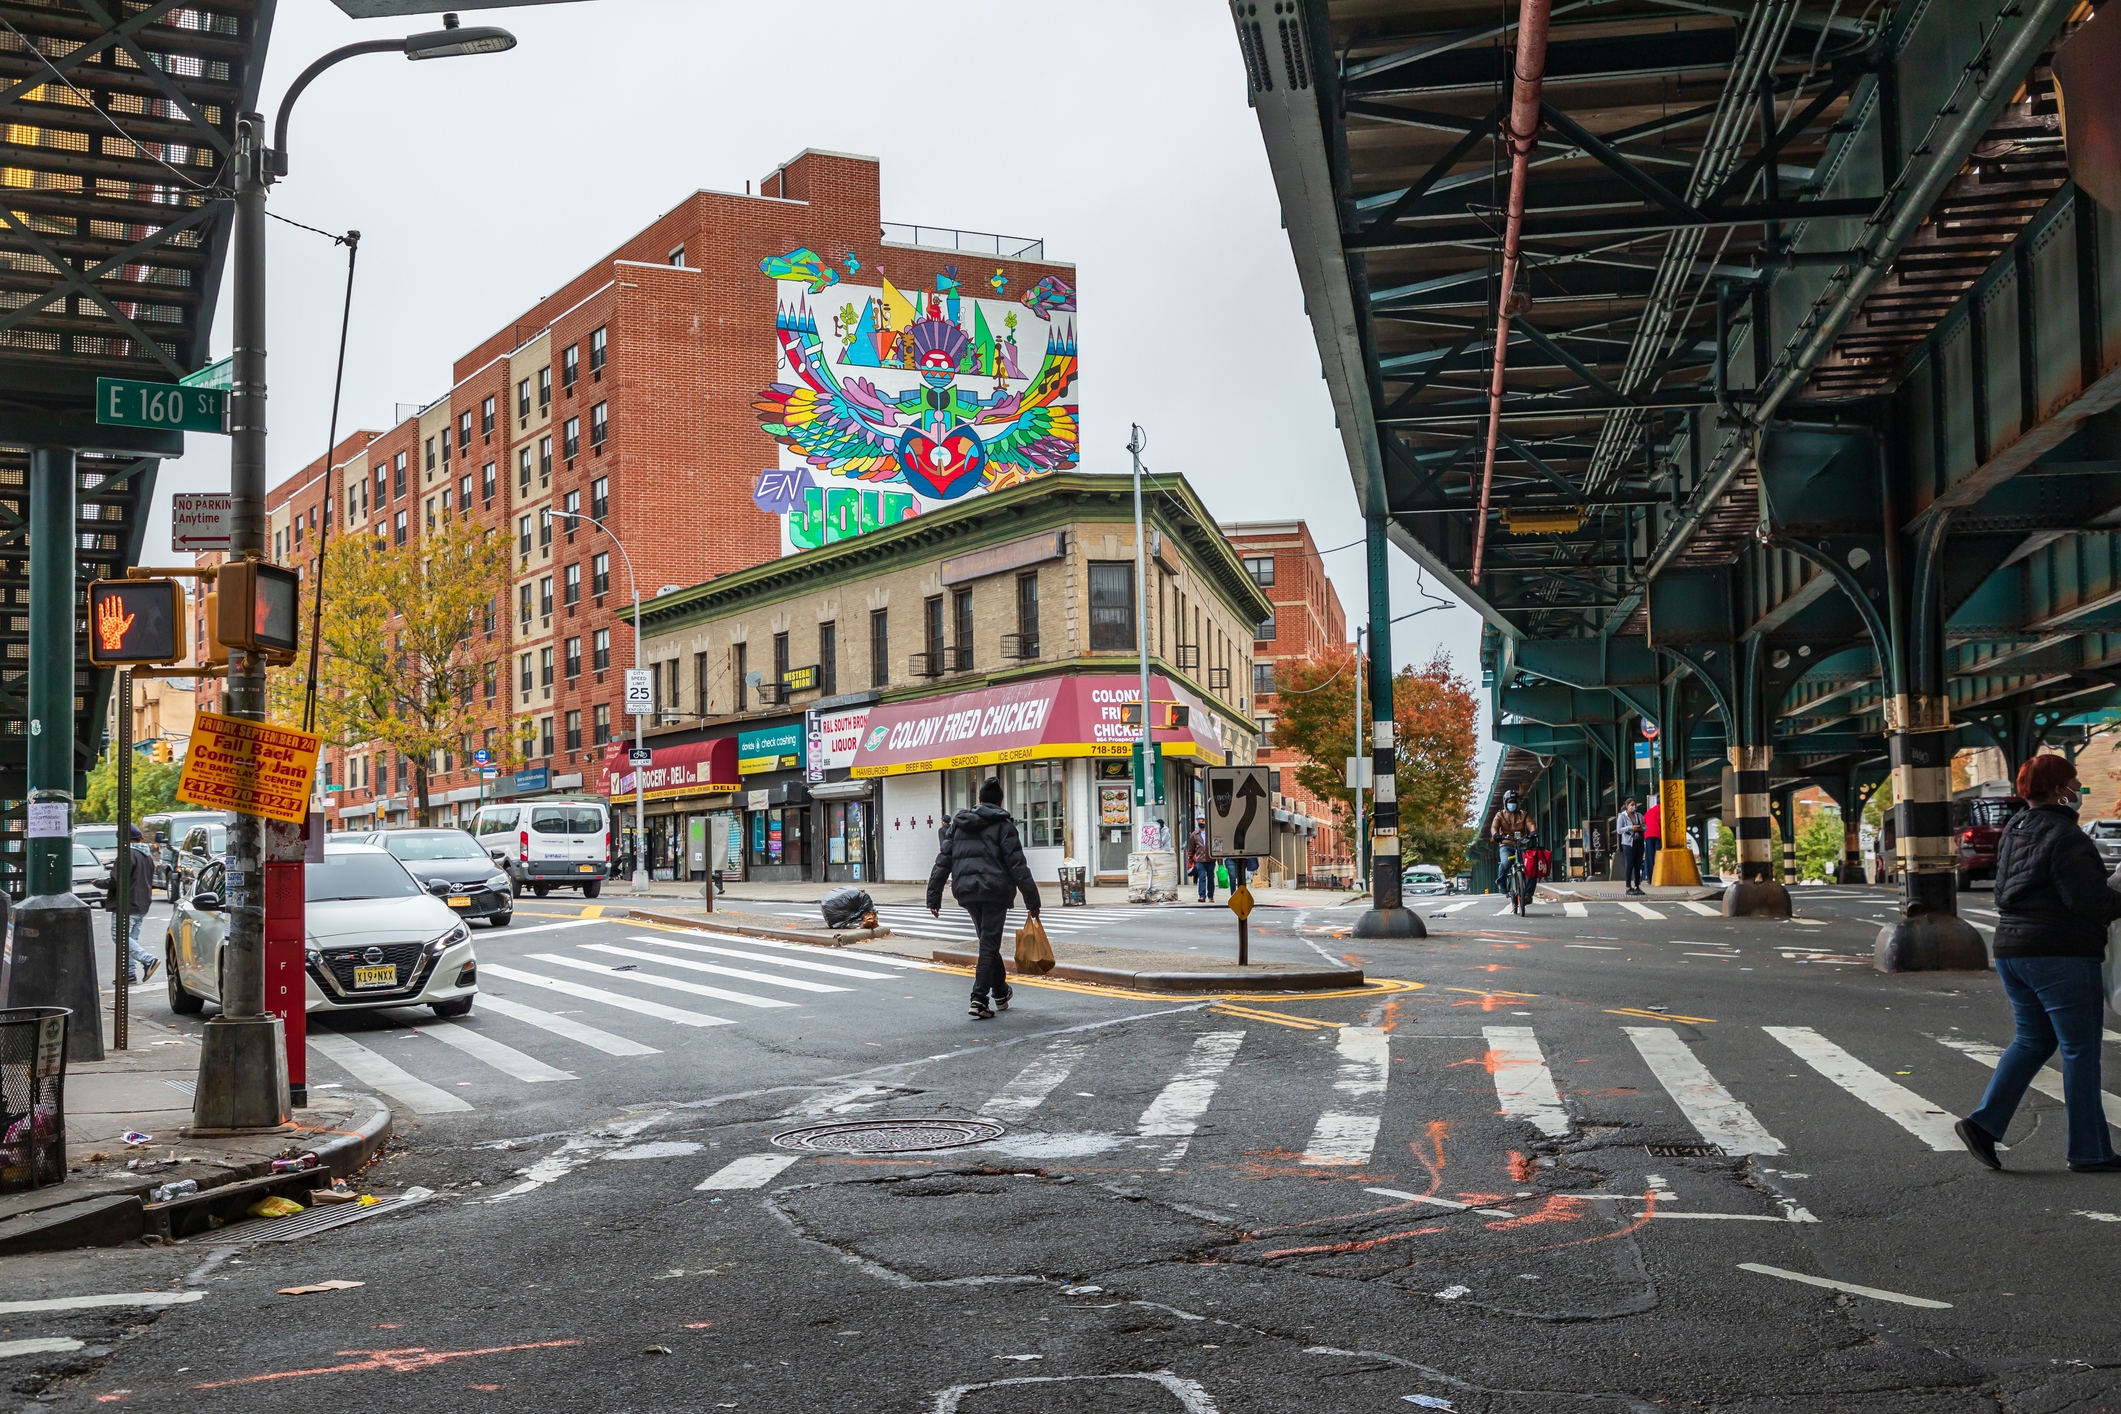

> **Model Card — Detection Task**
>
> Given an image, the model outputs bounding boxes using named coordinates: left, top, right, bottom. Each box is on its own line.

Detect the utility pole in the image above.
left=1353, top=625, right=1365, bottom=888
left=1128, top=425, right=1154, bottom=859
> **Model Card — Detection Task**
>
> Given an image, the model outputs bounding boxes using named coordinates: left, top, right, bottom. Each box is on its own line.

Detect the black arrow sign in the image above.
left=1233, top=773, right=1265, bottom=853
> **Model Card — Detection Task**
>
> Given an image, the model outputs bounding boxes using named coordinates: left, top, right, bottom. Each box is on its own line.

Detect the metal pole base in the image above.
left=1873, top=910, right=1990, bottom=972
left=189, top=1014, right=291, bottom=1132
left=3, top=896, right=103, bottom=1061
left=631, top=870, right=650, bottom=894
left=1351, top=905, right=1428, bottom=939
left=1837, top=861, right=1868, bottom=884
left=1650, top=848, right=1702, bottom=887
left=1722, top=879, right=1792, bottom=919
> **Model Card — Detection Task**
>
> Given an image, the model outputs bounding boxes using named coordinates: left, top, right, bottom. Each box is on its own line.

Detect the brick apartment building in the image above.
left=1223, top=520, right=1354, bottom=883
left=226, top=149, right=1077, bottom=837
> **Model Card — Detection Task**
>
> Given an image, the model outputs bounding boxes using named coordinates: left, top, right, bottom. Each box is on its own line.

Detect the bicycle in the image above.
left=1497, top=833, right=1535, bottom=916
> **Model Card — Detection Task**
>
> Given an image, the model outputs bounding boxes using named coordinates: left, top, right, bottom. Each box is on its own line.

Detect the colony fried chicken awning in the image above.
left=848, top=674, right=1225, bottom=778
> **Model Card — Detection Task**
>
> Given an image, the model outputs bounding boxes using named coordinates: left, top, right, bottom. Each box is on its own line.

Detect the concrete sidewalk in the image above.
left=625, top=879, right=1364, bottom=912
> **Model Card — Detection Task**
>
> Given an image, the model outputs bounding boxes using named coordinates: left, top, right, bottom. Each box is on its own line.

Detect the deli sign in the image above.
left=603, top=736, right=740, bottom=800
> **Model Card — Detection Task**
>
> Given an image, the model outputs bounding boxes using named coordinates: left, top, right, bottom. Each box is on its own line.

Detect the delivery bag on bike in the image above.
left=1525, top=848, right=1552, bottom=880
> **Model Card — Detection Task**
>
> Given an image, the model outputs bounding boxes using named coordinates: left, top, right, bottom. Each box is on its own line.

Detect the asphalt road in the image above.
left=17, top=885, right=2121, bottom=1411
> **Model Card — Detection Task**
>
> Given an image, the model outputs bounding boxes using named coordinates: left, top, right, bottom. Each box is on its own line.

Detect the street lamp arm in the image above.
left=271, top=40, right=404, bottom=173
left=550, top=509, right=639, bottom=602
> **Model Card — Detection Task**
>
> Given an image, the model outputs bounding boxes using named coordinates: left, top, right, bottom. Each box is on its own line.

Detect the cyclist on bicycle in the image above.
left=1487, top=791, right=1536, bottom=910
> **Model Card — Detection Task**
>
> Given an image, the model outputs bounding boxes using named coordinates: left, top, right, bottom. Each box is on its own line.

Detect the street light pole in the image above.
left=1127, top=426, right=1154, bottom=865
left=192, top=16, right=517, bottom=1135
left=552, top=509, right=647, bottom=893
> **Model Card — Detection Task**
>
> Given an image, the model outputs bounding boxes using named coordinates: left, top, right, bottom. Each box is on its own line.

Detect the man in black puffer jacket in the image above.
left=927, top=776, right=1042, bottom=1020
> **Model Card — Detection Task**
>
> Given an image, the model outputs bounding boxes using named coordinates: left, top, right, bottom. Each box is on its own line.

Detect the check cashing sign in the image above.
left=176, top=712, right=323, bottom=825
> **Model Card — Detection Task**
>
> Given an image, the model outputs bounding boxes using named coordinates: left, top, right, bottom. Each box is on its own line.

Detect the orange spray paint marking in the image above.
left=1375, top=999, right=1404, bottom=1034
left=1453, top=1191, right=1508, bottom=1204
left=470, top=1385, right=502, bottom=1392
left=1470, top=963, right=1517, bottom=973
left=194, top=1340, right=583, bottom=1390
left=684, top=1322, right=716, bottom=1329
left=1450, top=1048, right=1537, bottom=1076
left=1483, top=1194, right=1586, bottom=1231
left=1256, top=1224, right=1448, bottom=1261
left=1508, top=1151, right=1535, bottom=1183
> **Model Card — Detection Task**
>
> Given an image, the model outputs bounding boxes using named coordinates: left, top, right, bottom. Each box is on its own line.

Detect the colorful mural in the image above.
left=753, top=251, right=1079, bottom=553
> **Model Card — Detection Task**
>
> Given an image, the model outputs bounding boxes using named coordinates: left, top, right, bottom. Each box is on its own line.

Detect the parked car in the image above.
left=469, top=798, right=610, bottom=898
left=2087, top=818, right=2121, bottom=870
left=358, top=828, right=514, bottom=927
left=1402, top=864, right=1450, bottom=896
left=74, top=823, right=120, bottom=871
left=170, top=819, right=228, bottom=899
left=71, top=841, right=106, bottom=905
left=141, top=810, right=227, bottom=897
left=164, top=842, right=476, bottom=1019
left=1952, top=793, right=2026, bottom=890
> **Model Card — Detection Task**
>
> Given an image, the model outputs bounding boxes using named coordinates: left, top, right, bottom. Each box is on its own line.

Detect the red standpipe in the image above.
left=1469, top=0, right=1552, bottom=587
left=263, top=816, right=310, bottom=1107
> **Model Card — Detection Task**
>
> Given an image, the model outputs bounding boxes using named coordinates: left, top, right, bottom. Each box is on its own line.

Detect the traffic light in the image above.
left=200, top=591, right=228, bottom=666
left=152, top=739, right=172, bottom=764
left=214, top=559, right=300, bottom=662
left=1120, top=701, right=1191, bottom=729
left=86, top=579, right=187, bottom=666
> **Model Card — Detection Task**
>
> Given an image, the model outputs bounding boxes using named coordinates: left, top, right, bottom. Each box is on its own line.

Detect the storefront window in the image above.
left=943, top=767, right=983, bottom=817
left=747, top=807, right=808, bottom=869
left=824, top=802, right=868, bottom=881
left=1007, top=762, right=1067, bottom=848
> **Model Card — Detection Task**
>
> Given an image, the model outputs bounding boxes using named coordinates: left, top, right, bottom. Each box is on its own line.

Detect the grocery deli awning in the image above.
left=602, top=736, right=741, bottom=801
left=849, top=674, right=1225, bottom=779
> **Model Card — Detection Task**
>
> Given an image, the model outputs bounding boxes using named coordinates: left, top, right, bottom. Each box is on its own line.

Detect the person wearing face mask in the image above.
left=1955, top=753, right=2121, bottom=1173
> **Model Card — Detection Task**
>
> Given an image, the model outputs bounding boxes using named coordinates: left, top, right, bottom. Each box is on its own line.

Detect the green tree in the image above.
left=81, top=750, right=184, bottom=823
left=1270, top=647, right=1480, bottom=872
left=1795, top=807, right=1843, bottom=881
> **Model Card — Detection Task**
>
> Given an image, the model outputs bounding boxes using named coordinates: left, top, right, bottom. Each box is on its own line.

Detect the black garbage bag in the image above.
left=820, top=886, right=874, bottom=929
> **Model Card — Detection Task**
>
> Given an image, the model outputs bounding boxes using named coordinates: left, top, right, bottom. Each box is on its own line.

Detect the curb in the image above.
left=624, top=907, right=892, bottom=948
left=928, top=948, right=1363, bottom=994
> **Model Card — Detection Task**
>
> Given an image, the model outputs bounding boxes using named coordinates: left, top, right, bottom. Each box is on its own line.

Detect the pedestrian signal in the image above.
left=214, top=560, right=300, bottom=661
left=86, top=579, right=186, bottom=666
left=1120, top=701, right=1191, bottom=729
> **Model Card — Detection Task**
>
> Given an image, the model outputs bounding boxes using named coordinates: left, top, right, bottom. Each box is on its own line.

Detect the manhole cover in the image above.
left=1644, top=1143, right=1725, bottom=1158
left=770, top=1119, right=1006, bottom=1154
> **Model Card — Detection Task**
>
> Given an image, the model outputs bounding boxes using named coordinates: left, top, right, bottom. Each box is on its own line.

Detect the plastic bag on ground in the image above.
left=820, top=887, right=874, bottom=929
left=247, top=1195, right=305, bottom=1219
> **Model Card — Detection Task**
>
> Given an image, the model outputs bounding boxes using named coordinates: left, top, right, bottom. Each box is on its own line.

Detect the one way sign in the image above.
left=1204, top=765, right=1271, bottom=859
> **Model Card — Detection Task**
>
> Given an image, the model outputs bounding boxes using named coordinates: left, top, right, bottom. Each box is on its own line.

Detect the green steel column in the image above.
left=1353, top=514, right=1423, bottom=938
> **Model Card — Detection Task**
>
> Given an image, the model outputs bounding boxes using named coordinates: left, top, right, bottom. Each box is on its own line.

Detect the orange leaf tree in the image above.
left=1271, top=646, right=1479, bottom=870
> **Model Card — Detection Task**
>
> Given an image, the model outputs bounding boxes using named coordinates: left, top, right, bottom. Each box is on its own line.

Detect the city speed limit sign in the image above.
left=623, top=668, right=654, bottom=716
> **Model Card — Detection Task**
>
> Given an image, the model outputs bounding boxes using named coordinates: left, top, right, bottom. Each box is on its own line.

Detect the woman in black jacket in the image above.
left=927, top=777, right=1042, bottom=1020
left=1956, top=753, right=2121, bottom=1173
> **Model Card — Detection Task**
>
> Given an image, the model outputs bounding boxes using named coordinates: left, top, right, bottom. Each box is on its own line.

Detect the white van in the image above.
left=470, top=798, right=610, bottom=898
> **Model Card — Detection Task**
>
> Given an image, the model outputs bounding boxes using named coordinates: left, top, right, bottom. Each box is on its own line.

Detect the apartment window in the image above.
left=562, top=344, right=579, bottom=390
left=592, top=552, right=610, bottom=597
left=694, top=651, right=709, bottom=713
left=516, top=378, right=530, bottom=420
left=455, top=412, right=470, bottom=455
left=518, top=515, right=533, bottom=557
left=393, top=451, right=406, bottom=499
left=457, top=473, right=472, bottom=511
left=564, top=562, right=581, bottom=606
left=1257, top=612, right=1277, bottom=642
left=590, top=476, right=609, bottom=521
left=537, top=366, right=551, bottom=410
left=593, top=627, right=610, bottom=671
left=923, top=595, right=945, bottom=669
left=483, top=597, right=497, bottom=635
left=539, top=509, right=552, bottom=552
left=518, top=583, right=533, bottom=629
left=481, top=463, right=495, bottom=504
left=590, top=401, right=608, bottom=450
left=593, top=703, right=610, bottom=745
left=870, top=609, right=889, bottom=688
left=374, top=466, right=386, bottom=507
left=441, top=425, right=453, bottom=469
left=1088, top=562, right=1136, bottom=650
left=1243, top=555, right=1275, bottom=587
left=668, top=244, right=685, bottom=267
left=1016, top=572, right=1040, bottom=655
left=664, top=659, right=680, bottom=717
left=772, top=632, right=789, bottom=690
left=540, top=646, right=554, bottom=688
left=424, top=496, right=437, bottom=532
left=565, top=636, right=581, bottom=679
left=519, top=652, right=533, bottom=693
left=481, top=396, right=496, bottom=437
left=563, top=489, right=580, bottom=538
left=589, top=325, right=607, bottom=373
left=424, top=436, right=436, bottom=473
left=952, top=587, right=973, bottom=668
left=563, top=417, right=580, bottom=461
left=539, top=575, right=553, bottom=619
left=565, top=709, right=581, bottom=751
left=1253, top=662, right=1276, bottom=697
left=732, top=642, right=748, bottom=711
left=538, top=436, right=553, bottom=486
left=518, top=447, right=532, bottom=495
left=393, top=510, right=407, bottom=546
left=539, top=716, right=553, bottom=759
left=818, top=622, right=836, bottom=696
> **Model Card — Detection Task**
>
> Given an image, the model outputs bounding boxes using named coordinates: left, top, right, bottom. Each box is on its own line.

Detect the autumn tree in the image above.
left=269, top=519, right=516, bottom=823
left=1271, top=646, right=1480, bottom=871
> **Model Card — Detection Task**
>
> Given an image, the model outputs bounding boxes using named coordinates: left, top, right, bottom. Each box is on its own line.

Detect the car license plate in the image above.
left=578, top=864, right=595, bottom=873
left=447, top=896, right=471, bottom=907
left=352, top=965, right=398, bottom=990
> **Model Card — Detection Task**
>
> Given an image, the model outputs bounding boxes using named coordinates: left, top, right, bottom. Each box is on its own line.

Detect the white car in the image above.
left=1402, top=864, right=1450, bottom=896
left=164, top=842, right=477, bottom=1019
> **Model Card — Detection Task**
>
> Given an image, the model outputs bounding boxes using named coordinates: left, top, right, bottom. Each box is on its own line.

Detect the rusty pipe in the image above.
left=1469, top=0, right=1551, bottom=587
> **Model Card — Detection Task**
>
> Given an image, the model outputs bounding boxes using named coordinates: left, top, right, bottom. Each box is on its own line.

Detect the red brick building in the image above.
left=1222, top=520, right=1354, bottom=884
left=228, top=149, right=1077, bottom=838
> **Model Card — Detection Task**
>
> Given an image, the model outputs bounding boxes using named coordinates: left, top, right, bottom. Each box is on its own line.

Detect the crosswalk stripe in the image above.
left=1678, top=901, right=1722, bottom=916
left=675, top=930, right=941, bottom=970
left=1136, top=1031, right=1246, bottom=1165
left=981, top=1039, right=1087, bottom=1122
left=309, top=1031, right=474, bottom=1113
left=1563, top=902, right=1588, bottom=917
left=479, top=963, right=735, bottom=1027
left=1935, top=1037, right=2121, bottom=1129
left=1624, top=1027, right=1784, bottom=1156
left=415, top=1018, right=577, bottom=1082
left=695, top=1153, right=802, bottom=1190
left=527, top=952, right=797, bottom=1009
left=473, top=993, right=660, bottom=1056
left=492, top=918, right=607, bottom=937
left=1621, top=902, right=1666, bottom=920
left=589, top=942, right=851, bottom=993
left=1437, top=900, right=1480, bottom=913
left=1482, top=1025, right=1568, bottom=1137
left=629, top=936, right=899, bottom=979
left=1300, top=1026, right=1390, bottom=1166
left=1765, top=1026, right=1959, bottom=1151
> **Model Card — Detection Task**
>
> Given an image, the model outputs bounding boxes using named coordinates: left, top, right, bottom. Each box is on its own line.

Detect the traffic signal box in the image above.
left=1119, top=701, right=1191, bottom=729
left=214, top=560, right=300, bottom=662
left=87, top=579, right=187, bottom=666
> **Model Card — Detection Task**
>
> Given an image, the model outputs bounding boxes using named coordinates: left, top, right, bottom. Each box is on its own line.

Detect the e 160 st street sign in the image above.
left=95, top=377, right=226, bottom=434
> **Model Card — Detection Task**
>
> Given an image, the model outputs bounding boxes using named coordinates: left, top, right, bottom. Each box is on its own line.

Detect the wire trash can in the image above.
left=0, top=1006, right=69, bottom=1193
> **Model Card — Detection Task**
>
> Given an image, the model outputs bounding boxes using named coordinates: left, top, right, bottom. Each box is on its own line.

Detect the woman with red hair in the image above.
left=1957, top=752, right=2121, bottom=1173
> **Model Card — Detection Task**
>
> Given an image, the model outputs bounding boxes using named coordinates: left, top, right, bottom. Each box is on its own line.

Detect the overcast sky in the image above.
left=149, top=0, right=1498, bottom=793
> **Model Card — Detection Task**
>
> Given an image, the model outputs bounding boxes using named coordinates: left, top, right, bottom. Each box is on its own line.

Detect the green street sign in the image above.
left=95, top=377, right=226, bottom=434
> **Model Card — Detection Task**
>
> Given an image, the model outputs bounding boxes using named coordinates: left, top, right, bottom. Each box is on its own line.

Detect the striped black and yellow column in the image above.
left=1875, top=693, right=1986, bottom=969
left=1723, top=745, right=1790, bottom=917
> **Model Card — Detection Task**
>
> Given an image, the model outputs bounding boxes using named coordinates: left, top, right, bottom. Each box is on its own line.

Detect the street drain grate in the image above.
left=1644, top=1143, right=1725, bottom=1158
left=199, top=1192, right=431, bottom=1246
left=770, top=1119, right=1006, bottom=1154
